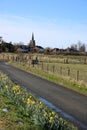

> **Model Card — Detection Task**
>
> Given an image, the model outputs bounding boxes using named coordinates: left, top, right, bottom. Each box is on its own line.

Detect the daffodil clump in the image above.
left=0, top=72, right=77, bottom=130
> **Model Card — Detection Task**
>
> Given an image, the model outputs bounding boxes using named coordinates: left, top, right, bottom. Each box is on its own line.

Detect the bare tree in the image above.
left=70, top=44, right=77, bottom=50
left=71, top=41, right=86, bottom=52
left=77, top=41, right=86, bottom=52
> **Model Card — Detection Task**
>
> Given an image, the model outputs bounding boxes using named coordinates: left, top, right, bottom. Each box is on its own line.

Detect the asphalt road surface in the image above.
left=0, top=61, right=87, bottom=130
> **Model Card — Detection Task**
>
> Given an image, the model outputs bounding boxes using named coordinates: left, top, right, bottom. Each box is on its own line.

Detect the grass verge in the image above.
left=0, top=72, right=77, bottom=130
left=0, top=91, right=41, bottom=130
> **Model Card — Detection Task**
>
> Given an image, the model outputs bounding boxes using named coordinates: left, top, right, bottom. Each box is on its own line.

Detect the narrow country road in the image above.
left=0, top=61, right=87, bottom=130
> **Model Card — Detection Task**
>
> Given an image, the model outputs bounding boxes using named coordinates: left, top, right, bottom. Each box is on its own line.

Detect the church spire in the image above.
left=32, top=33, right=34, bottom=41
left=29, top=33, right=35, bottom=49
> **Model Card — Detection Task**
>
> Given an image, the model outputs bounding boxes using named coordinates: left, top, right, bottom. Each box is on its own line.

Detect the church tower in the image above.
left=29, top=33, right=35, bottom=48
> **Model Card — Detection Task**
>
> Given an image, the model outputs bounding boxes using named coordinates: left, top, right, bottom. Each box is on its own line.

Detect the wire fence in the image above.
left=0, top=53, right=87, bottom=83
left=33, top=62, right=87, bottom=83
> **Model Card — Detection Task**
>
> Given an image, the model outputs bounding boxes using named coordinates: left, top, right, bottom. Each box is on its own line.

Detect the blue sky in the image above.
left=0, top=0, right=87, bottom=48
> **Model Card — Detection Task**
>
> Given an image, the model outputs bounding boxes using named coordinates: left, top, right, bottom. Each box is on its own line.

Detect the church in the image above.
left=29, top=33, right=36, bottom=48
left=28, top=33, right=44, bottom=53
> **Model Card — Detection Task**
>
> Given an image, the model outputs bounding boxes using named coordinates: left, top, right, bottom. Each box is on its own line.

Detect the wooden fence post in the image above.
left=76, top=70, right=79, bottom=81
left=37, top=61, right=39, bottom=69
left=32, top=60, right=34, bottom=67
left=60, top=66, right=62, bottom=75
left=52, top=65, right=55, bottom=73
left=28, top=60, right=30, bottom=67
left=42, top=62, right=43, bottom=70
left=3, top=54, right=4, bottom=61
left=68, top=68, right=70, bottom=76
left=7, top=55, right=9, bottom=61
left=47, top=64, right=49, bottom=72
left=84, top=58, right=86, bottom=64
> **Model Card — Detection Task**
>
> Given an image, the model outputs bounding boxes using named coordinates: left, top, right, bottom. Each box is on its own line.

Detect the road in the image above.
left=0, top=61, right=87, bottom=130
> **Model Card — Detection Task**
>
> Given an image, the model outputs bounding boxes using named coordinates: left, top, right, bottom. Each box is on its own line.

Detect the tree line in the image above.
left=0, top=36, right=87, bottom=54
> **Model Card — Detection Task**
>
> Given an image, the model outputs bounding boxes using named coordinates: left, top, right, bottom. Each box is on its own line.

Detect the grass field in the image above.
left=37, top=61, right=87, bottom=82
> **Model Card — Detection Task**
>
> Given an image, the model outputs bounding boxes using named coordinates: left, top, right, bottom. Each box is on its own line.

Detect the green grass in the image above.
left=0, top=91, right=41, bottom=130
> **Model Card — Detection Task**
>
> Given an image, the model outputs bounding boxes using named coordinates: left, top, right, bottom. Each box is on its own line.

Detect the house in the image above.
left=34, top=46, right=44, bottom=53
left=51, top=48, right=60, bottom=54
left=65, top=47, right=79, bottom=55
left=0, top=39, right=14, bottom=52
left=17, top=47, right=29, bottom=53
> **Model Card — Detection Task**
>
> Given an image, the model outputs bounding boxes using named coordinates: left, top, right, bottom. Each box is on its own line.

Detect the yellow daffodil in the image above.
left=49, top=116, right=54, bottom=123
left=43, top=112, right=47, bottom=117
left=5, top=85, right=8, bottom=89
left=32, top=101, right=35, bottom=105
left=39, top=101, right=42, bottom=106
left=51, top=111, right=55, bottom=115
left=12, top=85, right=20, bottom=94
left=29, top=95, right=32, bottom=99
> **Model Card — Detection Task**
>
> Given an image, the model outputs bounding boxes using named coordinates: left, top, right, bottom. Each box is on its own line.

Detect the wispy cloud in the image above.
left=0, top=14, right=87, bottom=48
